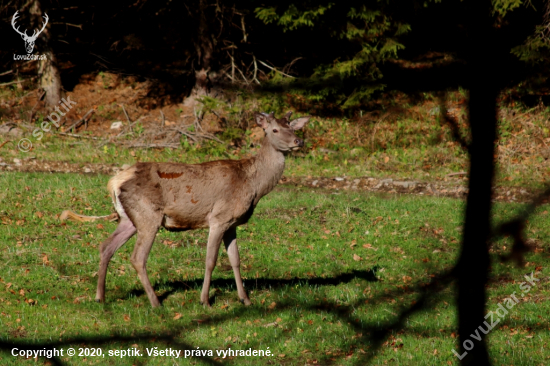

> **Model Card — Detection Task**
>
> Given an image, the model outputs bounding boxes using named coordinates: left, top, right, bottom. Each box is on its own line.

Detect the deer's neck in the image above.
left=249, top=138, right=286, bottom=203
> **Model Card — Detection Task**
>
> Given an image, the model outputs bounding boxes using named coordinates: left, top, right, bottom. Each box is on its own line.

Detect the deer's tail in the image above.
left=60, top=165, right=136, bottom=223
left=59, top=210, right=118, bottom=223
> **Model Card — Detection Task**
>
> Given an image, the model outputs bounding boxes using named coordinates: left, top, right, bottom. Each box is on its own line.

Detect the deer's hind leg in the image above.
left=95, top=219, right=136, bottom=303
left=223, top=227, right=251, bottom=305
left=116, top=175, right=165, bottom=307
left=124, top=197, right=164, bottom=307
left=130, top=222, right=163, bottom=307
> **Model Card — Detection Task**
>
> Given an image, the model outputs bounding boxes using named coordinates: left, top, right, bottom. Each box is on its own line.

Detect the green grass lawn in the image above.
left=0, top=172, right=548, bottom=365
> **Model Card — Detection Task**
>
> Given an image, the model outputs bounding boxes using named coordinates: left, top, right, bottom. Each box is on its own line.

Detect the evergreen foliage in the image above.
left=0, top=0, right=547, bottom=111
left=254, top=0, right=549, bottom=111
left=255, top=1, right=411, bottom=110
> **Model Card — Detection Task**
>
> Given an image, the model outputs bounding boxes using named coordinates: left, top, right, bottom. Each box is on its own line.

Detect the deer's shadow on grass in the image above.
left=125, top=268, right=379, bottom=305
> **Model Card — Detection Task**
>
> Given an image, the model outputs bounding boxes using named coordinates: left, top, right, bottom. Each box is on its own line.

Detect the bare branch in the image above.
left=119, top=104, right=135, bottom=134
left=229, top=51, right=235, bottom=83
left=252, top=56, right=260, bottom=85
left=257, top=60, right=296, bottom=78
left=51, top=22, right=82, bottom=30
left=437, top=93, right=470, bottom=153
left=0, top=79, right=23, bottom=87
left=64, top=109, right=94, bottom=133
left=283, top=57, right=303, bottom=74
left=240, top=15, right=247, bottom=42
left=236, top=66, right=250, bottom=85
left=493, top=184, right=550, bottom=265
left=195, top=132, right=223, bottom=143
left=224, top=71, right=235, bottom=82
left=173, top=128, right=199, bottom=142
left=115, top=120, right=141, bottom=139
left=193, top=107, right=204, bottom=133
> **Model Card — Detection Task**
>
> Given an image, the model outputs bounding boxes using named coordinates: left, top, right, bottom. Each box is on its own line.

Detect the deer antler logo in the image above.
left=11, top=11, right=49, bottom=54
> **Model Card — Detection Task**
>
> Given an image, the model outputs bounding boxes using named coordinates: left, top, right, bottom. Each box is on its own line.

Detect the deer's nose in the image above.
left=294, top=138, right=304, bottom=147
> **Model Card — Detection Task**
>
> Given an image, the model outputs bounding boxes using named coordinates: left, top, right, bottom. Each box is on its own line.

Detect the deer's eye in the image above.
left=272, top=129, right=279, bottom=133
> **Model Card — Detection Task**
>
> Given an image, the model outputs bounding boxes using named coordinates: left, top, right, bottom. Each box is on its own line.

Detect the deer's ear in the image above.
left=255, top=113, right=270, bottom=129
left=289, top=116, right=310, bottom=131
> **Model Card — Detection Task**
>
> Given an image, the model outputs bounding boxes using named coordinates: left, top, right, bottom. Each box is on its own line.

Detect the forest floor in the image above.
left=2, top=71, right=550, bottom=201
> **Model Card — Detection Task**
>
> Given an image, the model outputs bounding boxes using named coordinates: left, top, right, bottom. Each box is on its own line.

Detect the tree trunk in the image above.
left=456, top=1, right=497, bottom=365
left=30, top=0, right=62, bottom=108
left=183, top=0, right=214, bottom=107
left=38, top=51, right=63, bottom=107
left=456, top=85, right=496, bottom=366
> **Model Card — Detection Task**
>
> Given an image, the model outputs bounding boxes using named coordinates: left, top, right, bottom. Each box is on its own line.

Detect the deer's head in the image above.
left=255, top=112, right=310, bottom=152
left=12, top=11, right=49, bottom=54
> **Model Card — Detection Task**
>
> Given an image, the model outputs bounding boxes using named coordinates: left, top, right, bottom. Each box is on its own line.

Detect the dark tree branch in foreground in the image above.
left=494, top=184, right=550, bottom=265
left=437, top=92, right=471, bottom=153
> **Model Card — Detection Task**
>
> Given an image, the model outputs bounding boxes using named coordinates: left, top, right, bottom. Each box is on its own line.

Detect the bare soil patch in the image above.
left=2, top=72, right=222, bottom=137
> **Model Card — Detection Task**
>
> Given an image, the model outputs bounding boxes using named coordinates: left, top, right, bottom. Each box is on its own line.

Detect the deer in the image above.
left=11, top=11, right=49, bottom=54
left=60, top=112, right=310, bottom=307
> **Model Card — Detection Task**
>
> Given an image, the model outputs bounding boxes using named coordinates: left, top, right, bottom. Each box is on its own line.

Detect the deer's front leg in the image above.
left=200, top=225, right=225, bottom=307
left=223, top=227, right=251, bottom=305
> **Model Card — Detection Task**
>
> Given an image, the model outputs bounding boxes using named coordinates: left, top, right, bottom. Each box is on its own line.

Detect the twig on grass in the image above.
left=57, top=132, right=101, bottom=140
left=64, top=109, right=94, bottom=133
left=125, top=143, right=180, bottom=149
left=446, top=171, right=467, bottom=177
left=196, top=132, right=223, bottom=143
left=173, top=128, right=198, bottom=142
left=0, top=140, right=12, bottom=149
left=116, top=120, right=142, bottom=139
left=121, top=104, right=133, bottom=133
left=193, top=107, right=204, bottom=133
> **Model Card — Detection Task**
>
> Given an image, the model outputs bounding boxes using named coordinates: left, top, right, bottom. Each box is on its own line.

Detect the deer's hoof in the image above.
left=95, top=299, right=102, bottom=303
left=240, top=298, right=252, bottom=306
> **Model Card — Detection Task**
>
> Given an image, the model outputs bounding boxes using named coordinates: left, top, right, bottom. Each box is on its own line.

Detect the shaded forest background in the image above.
left=1, top=0, right=549, bottom=112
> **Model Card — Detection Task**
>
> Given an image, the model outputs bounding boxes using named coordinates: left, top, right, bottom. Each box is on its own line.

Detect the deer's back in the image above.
left=117, top=161, right=257, bottom=230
